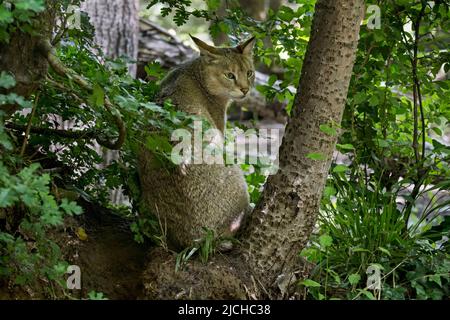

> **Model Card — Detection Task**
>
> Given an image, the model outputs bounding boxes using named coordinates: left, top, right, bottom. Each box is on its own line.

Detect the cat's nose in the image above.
left=241, top=88, right=249, bottom=95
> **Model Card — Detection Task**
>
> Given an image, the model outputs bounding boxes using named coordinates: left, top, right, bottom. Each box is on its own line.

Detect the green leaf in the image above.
left=89, top=84, right=104, bottom=107
left=348, top=273, right=361, bottom=285
left=323, top=186, right=336, bottom=198
left=0, top=188, right=14, bottom=207
left=332, top=164, right=348, bottom=173
left=353, top=92, right=366, bottom=105
left=351, top=247, right=371, bottom=253
left=206, top=0, right=221, bottom=10
left=0, top=7, right=13, bottom=24
left=144, top=62, right=164, bottom=79
left=368, top=95, right=379, bottom=106
left=378, top=246, right=391, bottom=256
left=300, top=279, right=321, bottom=287
left=319, top=234, right=333, bottom=248
left=377, top=139, right=389, bottom=148
left=87, top=291, right=108, bottom=300
left=336, top=143, right=354, bottom=151
left=146, top=133, right=172, bottom=153
left=0, top=72, right=16, bottom=89
left=306, top=152, right=326, bottom=161
left=428, top=274, right=442, bottom=287
left=358, top=289, right=375, bottom=300
left=60, top=199, right=83, bottom=215
left=268, top=74, right=277, bottom=86
left=320, top=124, right=337, bottom=136
left=431, top=127, right=442, bottom=136
left=141, top=102, right=163, bottom=113
left=14, top=0, right=45, bottom=12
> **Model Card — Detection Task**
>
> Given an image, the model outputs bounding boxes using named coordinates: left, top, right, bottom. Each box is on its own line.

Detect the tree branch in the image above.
left=37, top=39, right=126, bottom=150
left=6, top=122, right=99, bottom=140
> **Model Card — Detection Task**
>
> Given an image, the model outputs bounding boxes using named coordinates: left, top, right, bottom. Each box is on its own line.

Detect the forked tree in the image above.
left=0, top=0, right=365, bottom=298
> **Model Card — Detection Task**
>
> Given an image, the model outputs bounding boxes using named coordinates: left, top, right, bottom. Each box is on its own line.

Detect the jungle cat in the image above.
left=138, top=35, right=256, bottom=249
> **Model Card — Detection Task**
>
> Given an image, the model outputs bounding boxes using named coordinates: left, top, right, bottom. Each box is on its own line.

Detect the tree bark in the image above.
left=242, top=0, right=365, bottom=289
left=211, top=0, right=267, bottom=46
left=239, top=0, right=267, bottom=21
left=0, top=2, right=56, bottom=118
left=81, top=0, right=139, bottom=77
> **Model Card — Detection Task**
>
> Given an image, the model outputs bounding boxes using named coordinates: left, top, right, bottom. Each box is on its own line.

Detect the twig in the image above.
left=6, top=122, right=98, bottom=140
left=52, top=11, right=69, bottom=46
left=38, top=39, right=126, bottom=150
left=20, top=94, right=39, bottom=157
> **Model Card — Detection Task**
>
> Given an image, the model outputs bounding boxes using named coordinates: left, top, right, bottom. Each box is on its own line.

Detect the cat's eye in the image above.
left=225, top=73, right=236, bottom=80
left=247, top=70, right=254, bottom=78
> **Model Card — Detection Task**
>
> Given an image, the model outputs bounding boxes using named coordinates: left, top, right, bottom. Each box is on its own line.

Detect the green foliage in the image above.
left=0, top=0, right=206, bottom=291
left=276, top=0, right=450, bottom=300
left=299, top=171, right=449, bottom=300
left=0, top=0, right=45, bottom=42
left=1, top=0, right=449, bottom=300
left=0, top=72, right=32, bottom=109
left=0, top=150, right=82, bottom=289
left=175, top=228, right=237, bottom=271
left=87, top=291, right=108, bottom=300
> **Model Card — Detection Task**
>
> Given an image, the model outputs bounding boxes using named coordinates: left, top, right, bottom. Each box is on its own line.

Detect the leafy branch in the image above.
left=36, top=39, right=126, bottom=150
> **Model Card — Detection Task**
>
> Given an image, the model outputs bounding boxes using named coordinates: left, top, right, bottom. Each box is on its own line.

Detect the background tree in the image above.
left=81, top=0, right=139, bottom=76
left=80, top=0, right=140, bottom=203
left=242, top=0, right=365, bottom=290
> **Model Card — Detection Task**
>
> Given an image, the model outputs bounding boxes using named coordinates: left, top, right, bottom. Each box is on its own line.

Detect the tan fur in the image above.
left=138, top=36, right=256, bottom=249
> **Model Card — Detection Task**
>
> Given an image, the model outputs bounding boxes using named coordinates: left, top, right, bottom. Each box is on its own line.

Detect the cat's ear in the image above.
left=236, top=36, right=256, bottom=56
left=190, top=34, right=221, bottom=57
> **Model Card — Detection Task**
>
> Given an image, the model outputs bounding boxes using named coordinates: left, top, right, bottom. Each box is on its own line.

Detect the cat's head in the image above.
left=191, top=35, right=256, bottom=101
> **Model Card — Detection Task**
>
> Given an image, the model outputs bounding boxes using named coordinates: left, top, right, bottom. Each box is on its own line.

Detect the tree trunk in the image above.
left=239, top=0, right=267, bottom=21
left=212, top=0, right=267, bottom=46
left=81, top=0, right=139, bottom=77
left=143, top=0, right=365, bottom=299
left=0, top=2, right=56, bottom=118
left=81, top=0, right=139, bottom=204
left=269, top=0, right=284, bottom=12
left=242, top=0, right=365, bottom=289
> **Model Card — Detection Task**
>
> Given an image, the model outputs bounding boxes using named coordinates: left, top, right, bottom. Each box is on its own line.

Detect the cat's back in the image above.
left=157, top=59, right=201, bottom=106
